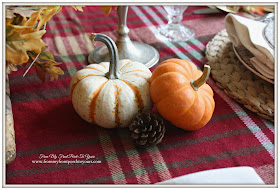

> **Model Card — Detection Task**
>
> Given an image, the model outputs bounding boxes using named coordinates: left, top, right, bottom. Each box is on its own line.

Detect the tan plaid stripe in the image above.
left=97, top=128, right=127, bottom=184
left=119, top=130, right=151, bottom=184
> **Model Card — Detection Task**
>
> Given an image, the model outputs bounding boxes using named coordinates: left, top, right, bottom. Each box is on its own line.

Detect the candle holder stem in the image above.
left=88, top=6, right=159, bottom=68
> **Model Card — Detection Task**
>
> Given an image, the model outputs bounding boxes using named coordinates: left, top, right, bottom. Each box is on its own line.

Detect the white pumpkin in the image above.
left=70, top=33, right=153, bottom=128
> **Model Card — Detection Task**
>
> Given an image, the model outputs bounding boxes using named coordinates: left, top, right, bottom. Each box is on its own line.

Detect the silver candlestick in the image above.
left=88, top=6, right=159, bottom=68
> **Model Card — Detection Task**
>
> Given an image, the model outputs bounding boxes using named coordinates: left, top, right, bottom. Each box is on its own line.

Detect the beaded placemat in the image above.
left=206, top=29, right=274, bottom=121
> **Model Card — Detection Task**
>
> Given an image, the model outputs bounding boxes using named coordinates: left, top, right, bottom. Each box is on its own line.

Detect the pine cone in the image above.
left=129, top=112, right=166, bottom=147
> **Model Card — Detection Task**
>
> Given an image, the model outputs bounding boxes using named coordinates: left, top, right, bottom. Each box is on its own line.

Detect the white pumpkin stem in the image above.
left=190, top=65, right=211, bottom=91
left=90, top=33, right=121, bottom=79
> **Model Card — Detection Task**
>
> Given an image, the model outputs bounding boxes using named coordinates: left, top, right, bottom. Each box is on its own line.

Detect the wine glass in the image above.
left=155, top=5, right=195, bottom=42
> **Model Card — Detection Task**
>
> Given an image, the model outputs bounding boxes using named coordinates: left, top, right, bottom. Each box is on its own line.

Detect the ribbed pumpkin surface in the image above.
left=150, top=59, right=215, bottom=131
left=70, top=59, right=153, bottom=128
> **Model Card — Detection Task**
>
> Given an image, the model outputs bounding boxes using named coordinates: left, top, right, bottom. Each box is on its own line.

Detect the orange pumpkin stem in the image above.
left=190, top=65, right=211, bottom=91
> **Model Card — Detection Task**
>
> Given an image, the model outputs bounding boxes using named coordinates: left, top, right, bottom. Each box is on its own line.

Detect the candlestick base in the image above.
left=88, top=41, right=159, bottom=69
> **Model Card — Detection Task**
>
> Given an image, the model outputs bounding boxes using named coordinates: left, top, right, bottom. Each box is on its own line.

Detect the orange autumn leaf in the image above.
left=29, top=49, right=64, bottom=82
left=34, top=62, right=64, bottom=82
left=100, top=6, right=112, bottom=16
left=249, top=6, right=265, bottom=15
left=100, top=6, right=118, bottom=16
left=243, top=6, right=274, bottom=16
left=37, top=61, right=64, bottom=82
left=34, top=64, right=47, bottom=82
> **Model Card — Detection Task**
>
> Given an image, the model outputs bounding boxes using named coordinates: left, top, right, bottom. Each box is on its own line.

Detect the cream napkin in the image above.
left=225, top=13, right=274, bottom=79
left=156, top=167, right=265, bottom=185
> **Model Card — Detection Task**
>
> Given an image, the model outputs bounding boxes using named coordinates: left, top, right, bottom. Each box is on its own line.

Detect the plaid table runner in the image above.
left=6, top=6, right=275, bottom=185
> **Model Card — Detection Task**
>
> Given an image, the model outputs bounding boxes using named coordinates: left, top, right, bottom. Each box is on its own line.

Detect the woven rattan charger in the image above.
left=206, top=29, right=274, bottom=121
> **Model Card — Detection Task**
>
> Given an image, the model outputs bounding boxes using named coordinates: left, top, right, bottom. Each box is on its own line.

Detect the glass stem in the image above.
left=168, top=13, right=183, bottom=27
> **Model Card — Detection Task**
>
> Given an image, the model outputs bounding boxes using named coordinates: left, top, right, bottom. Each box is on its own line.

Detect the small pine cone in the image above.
left=129, top=112, right=166, bottom=147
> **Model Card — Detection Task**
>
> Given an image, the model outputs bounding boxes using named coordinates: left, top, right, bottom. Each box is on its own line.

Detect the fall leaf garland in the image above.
left=5, top=6, right=83, bottom=82
left=6, top=6, right=61, bottom=65
left=6, top=5, right=117, bottom=82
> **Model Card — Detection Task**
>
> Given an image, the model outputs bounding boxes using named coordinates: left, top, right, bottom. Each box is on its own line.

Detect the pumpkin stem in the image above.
left=190, top=65, right=211, bottom=91
left=90, top=33, right=121, bottom=79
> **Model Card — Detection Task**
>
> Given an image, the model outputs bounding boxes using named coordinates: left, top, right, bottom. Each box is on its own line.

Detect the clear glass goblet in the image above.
left=155, top=5, right=195, bottom=42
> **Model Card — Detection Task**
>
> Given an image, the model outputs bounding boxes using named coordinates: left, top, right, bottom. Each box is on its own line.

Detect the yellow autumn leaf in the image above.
left=21, top=11, right=41, bottom=34
left=72, top=6, right=84, bottom=12
left=47, top=65, right=64, bottom=81
left=21, top=17, right=28, bottom=25
left=6, top=8, right=39, bottom=36
left=6, top=24, right=31, bottom=38
left=47, top=65, right=64, bottom=75
left=36, top=6, right=62, bottom=30
left=6, top=29, right=46, bottom=65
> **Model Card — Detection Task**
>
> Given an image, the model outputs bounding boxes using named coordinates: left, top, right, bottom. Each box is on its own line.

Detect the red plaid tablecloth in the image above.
left=6, top=6, right=275, bottom=185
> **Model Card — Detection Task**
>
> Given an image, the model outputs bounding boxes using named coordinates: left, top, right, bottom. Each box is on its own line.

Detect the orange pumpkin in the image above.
left=150, top=58, right=215, bottom=131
